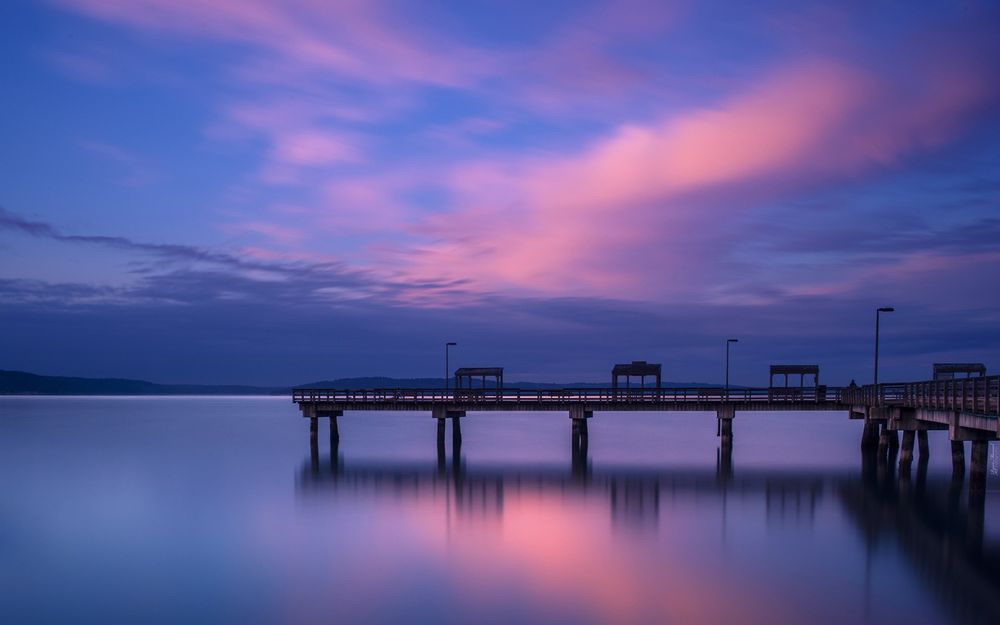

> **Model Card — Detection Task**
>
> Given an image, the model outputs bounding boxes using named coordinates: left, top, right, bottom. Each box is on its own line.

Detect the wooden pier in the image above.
left=293, top=374, right=999, bottom=491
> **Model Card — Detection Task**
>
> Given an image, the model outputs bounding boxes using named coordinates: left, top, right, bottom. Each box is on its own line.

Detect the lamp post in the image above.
left=445, top=342, right=457, bottom=392
left=725, top=339, right=738, bottom=399
left=874, top=307, right=894, bottom=386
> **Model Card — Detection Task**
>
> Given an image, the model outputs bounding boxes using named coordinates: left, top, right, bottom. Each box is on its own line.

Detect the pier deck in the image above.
left=292, top=386, right=844, bottom=412
left=292, top=375, right=999, bottom=493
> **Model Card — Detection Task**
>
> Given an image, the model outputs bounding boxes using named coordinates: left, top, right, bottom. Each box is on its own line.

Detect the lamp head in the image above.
left=446, top=342, right=457, bottom=346
left=877, top=307, right=895, bottom=313
left=728, top=338, right=739, bottom=343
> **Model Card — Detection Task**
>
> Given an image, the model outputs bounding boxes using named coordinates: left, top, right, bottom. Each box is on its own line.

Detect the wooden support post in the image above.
left=917, top=430, right=929, bottom=459
left=452, top=415, right=462, bottom=447
left=717, top=405, right=734, bottom=450
left=720, top=418, right=733, bottom=449
left=436, top=420, right=446, bottom=475
left=899, top=430, right=915, bottom=465
left=878, top=425, right=897, bottom=455
left=309, top=416, right=319, bottom=472
left=329, top=414, right=340, bottom=445
left=569, top=406, right=592, bottom=445
left=951, top=440, right=965, bottom=475
left=861, top=418, right=879, bottom=450
left=570, top=416, right=589, bottom=478
left=716, top=445, right=733, bottom=481
left=970, top=441, right=988, bottom=494
left=309, top=438, right=319, bottom=472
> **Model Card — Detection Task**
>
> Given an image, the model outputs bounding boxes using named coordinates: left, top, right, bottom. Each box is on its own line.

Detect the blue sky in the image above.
left=1, top=0, right=999, bottom=385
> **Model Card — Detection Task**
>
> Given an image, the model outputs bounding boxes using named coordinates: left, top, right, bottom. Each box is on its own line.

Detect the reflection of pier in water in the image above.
left=298, top=447, right=824, bottom=529
left=844, top=452, right=1000, bottom=625
left=297, top=445, right=998, bottom=625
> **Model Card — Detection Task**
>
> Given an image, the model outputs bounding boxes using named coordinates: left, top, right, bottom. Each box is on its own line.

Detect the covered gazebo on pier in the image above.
left=768, top=364, right=819, bottom=388
left=612, top=361, right=662, bottom=390
left=454, top=367, right=504, bottom=390
left=932, top=363, right=986, bottom=380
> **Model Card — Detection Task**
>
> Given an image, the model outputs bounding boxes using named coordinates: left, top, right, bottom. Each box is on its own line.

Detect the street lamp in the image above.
left=445, top=342, right=457, bottom=392
left=725, top=339, right=739, bottom=398
left=874, top=307, right=894, bottom=386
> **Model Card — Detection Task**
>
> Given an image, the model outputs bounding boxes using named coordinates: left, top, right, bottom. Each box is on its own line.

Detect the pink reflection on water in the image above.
left=255, top=484, right=816, bottom=624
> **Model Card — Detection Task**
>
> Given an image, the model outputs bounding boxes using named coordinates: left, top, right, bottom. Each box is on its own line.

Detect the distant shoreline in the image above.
left=0, top=394, right=287, bottom=398
left=1, top=369, right=719, bottom=396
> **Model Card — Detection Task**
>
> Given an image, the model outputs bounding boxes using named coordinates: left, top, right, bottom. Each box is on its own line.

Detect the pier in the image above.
left=293, top=372, right=999, bottom=491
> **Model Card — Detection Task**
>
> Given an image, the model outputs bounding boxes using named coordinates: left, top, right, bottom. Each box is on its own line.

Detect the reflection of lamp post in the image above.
left=445, top=342, right=457, bottom=392
left=874, top=307, right=894, bottom=386
left=725, top=338, right=738, bottom=398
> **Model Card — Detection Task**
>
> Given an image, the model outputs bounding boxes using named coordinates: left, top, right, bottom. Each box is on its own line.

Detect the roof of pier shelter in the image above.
left=932, top=363, right=986, bottom=379
left=612, top=361, right=662, bottom=377
left=454, top=367, right=503, bottom=377
left=769, top=365, right=819, bottom=376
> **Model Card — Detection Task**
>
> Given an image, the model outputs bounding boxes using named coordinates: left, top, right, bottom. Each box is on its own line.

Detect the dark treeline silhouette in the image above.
left=0, top=369, right=721, bottom=396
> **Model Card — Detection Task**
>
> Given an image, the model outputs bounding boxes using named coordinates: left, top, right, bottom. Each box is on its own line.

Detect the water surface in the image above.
left=1, top=397, right=998, bottom=624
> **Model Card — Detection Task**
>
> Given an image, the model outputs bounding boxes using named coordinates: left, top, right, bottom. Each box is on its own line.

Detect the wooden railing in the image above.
left=841, top=376, right=1000, bottom=417
left=292, top=386, right=844, bottom=404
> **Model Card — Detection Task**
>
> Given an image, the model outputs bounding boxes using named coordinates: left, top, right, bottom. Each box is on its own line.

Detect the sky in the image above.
left=1, top=0, right=999, bottom=386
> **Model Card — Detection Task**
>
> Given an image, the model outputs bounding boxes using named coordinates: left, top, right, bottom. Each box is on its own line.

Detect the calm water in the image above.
left=1, top=397, right=998, bottom=625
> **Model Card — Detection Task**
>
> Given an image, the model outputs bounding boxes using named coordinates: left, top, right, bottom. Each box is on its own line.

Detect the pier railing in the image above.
left=293, top=386, right=844, bottom=405
left=842, top=375, right=1000, bottom=417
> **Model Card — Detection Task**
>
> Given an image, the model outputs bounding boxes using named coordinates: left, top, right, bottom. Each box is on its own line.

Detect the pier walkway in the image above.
left=293, top=375, right=999, bottom=491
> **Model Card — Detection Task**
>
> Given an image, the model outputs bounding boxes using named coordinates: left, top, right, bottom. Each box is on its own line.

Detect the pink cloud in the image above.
left=49, top=0, right=1000, bottom=308
left=391, top=53, right=998, bottom=300
left=213, top=99, right=367, bottom=183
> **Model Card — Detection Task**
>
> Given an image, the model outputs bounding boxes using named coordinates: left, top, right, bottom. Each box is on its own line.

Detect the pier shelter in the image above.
left=932, top=363, right=986, bottom=380
left=612, top=361, right=662, bottom=390
left=455, top=367, right=504, bottom=390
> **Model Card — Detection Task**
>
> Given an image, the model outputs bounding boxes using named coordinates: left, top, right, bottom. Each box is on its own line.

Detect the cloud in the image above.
left=13, top=1, right=1000, bottom=385
left=52, top=0, right=495, bottom=87
left=395, top=41, right=1000, bottom=299
left=3, top=269, right=998, bottom=385
left=0, top=206, right=411, bottom=301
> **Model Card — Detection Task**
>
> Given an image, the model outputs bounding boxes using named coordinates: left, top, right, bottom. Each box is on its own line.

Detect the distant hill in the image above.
left=0, top=370, right=282, bottom=396
left=0, top=370, right=720, bottom=396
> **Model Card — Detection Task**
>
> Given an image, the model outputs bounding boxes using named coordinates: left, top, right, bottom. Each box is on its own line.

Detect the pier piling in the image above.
left=970, top=441, right=988, bottom=494
left=323, top=411, right=342, bottom=444
left=861, top=418, right=879, bottom=450
left=878, top=425, right=898, bottom=456
left=717, top=406, right=734, bottom=450
left=951, top=440, right=966, bottom=475
left=899, top=430, right=915, bottom=465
